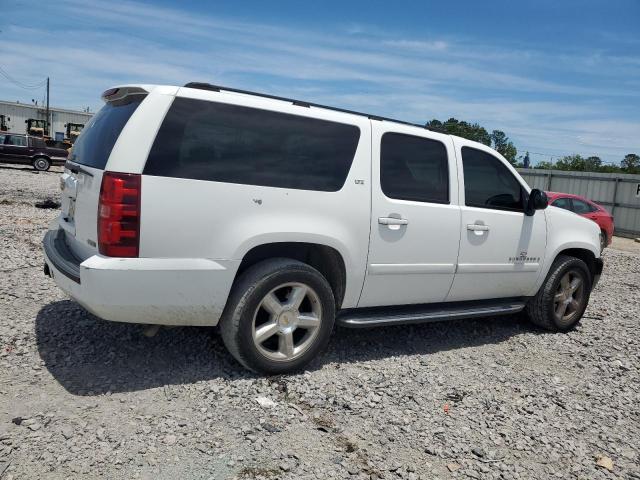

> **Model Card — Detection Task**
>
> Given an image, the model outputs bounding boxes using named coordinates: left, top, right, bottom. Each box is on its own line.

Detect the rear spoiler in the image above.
left=101, top=86, right=148, bottom=103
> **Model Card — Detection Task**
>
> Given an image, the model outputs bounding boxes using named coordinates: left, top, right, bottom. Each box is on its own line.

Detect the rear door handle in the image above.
left=379, top=217, right=409, bottom=226
left=467, top=224, right=489, bottom=231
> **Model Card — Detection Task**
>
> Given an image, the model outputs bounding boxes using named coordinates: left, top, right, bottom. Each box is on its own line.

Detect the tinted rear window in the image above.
left=69, top=96, right=144, bottom=169
left=144, top=97, right=360, bottom=191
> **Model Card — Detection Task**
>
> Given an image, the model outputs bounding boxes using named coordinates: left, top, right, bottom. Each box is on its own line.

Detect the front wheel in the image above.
left=33, top=157, right=51, bottom=171
left=599, top=231, right=607, bottom=253
left=525, top=255, right=592, bottom=331
left=219, top=258, right=335, bottom=374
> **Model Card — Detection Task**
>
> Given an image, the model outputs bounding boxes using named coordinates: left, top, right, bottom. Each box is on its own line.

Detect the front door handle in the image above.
left=467, top=224, right=490, bottom=235
left=379, top=217, right=409, bottom=226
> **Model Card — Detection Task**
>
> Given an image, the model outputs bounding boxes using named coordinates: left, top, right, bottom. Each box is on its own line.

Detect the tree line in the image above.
left=425, top=117, right=640, bottom=174
left=533, top=154, right=640, bottom=174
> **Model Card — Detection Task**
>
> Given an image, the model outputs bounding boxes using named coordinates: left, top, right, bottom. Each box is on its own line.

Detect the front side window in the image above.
left=462, top=147, right=523, bottom=211
left=0, top=134, right=6, bottom=144
left=144, top=97, right=361, bottom=192
left=552, top=197, right=572, bottom=211
left=572, top=199, right=597, bottom=214
left=7, top=135, right=27, bottom=147
left=380, top=132, right=449, bottom=203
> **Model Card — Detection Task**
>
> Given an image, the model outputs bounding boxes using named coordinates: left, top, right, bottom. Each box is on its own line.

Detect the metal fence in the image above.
left=517, top=169, right=640, bottom=238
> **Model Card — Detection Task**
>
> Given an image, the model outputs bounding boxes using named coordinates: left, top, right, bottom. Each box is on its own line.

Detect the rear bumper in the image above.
left=43, top=229, right=81, bottom=283
left=43, top=228, right=239, bottom=326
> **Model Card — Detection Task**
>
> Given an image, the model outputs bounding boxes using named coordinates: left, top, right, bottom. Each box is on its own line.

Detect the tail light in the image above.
left=98, top=172, right=141, bottom=257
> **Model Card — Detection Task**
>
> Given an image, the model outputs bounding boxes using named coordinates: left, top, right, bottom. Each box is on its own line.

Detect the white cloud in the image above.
left=2, top=0, right=638, bottom=163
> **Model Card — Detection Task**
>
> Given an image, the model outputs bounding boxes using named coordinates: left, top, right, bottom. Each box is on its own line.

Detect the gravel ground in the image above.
left=610, top=236, right=640, bottom=255
left=0, top=164, right=639, bottom=480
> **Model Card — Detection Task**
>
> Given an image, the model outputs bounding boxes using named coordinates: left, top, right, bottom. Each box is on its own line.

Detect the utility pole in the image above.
left=45, top=77, right=50, bottom=136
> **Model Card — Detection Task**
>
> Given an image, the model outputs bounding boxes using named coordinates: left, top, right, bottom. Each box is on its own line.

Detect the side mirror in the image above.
left=525, top=189, right=548, bottom=216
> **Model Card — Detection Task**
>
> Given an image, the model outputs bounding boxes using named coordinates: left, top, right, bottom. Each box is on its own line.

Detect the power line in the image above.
left=0, top=66, right=47, bottom=90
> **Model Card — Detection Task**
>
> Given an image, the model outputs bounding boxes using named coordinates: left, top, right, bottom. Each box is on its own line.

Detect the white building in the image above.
left=0, top=100, right=94, bottom=140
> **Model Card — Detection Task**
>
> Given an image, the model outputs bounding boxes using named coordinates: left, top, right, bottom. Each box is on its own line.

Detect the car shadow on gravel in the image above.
left=36, top=300, right=540, bottom=395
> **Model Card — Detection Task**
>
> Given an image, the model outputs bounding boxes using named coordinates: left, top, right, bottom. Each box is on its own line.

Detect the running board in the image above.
left=336, top=299, right=526, bottom=328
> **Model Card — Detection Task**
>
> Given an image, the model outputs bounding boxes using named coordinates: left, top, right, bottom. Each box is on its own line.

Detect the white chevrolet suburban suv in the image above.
left=43, top=83, right=603, bottom=374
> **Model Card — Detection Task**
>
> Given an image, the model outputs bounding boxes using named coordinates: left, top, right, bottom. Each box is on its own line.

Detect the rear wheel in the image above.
left=526, top=255, right=591, bottom=331
left=33, top=157, right=51, bottom=171
left=219, top=258, right=335, bottom=374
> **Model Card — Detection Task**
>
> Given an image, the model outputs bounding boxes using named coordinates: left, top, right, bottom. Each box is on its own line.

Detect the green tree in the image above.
left=426, top=118, right=491, bottom=146
left=534, top=160, right=554, bottom=170
left=621, top=153, right=640, bottom=173
left=598, top=164, right=622, bottom=173
left=490, top=130, right=517, bottom=164
left=584, top=156, right=603, bottom=171
left=555, top=154, right=587, bottom=171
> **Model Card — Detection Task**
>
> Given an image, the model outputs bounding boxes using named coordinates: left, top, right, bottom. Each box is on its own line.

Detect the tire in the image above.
left=33, top=157, right=51, bottom=171
left=219, top=258, right=335, bottom=374
left=525, top=255, right=592, bottom=331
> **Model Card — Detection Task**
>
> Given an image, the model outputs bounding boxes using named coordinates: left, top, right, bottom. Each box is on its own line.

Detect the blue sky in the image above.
left=2, top=0, right=639, bottom=164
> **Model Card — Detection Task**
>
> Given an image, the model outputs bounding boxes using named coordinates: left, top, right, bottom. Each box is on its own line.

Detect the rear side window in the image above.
left=144, top=97, right=360, bottom=192
left=69, top=96, right=144, bottom=169
left=572, top=199, right=597, bottom=214
left=552, top=197, right=572, bottom=211
left=7, top=135, right=26, bottom=146
left=380, top=132, right=449, bottom=203
left=462, top=147, right=523, bottom=211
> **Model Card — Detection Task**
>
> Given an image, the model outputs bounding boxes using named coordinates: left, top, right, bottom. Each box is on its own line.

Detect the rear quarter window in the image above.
left=32, top=138, right=47, bottom=148
left=69, top=95, right=144, bottom=169
left=143, top=97, right=361, bottom=192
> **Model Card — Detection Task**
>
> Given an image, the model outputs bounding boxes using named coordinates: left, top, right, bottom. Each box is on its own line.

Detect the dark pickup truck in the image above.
left=0, top=133, right=68, bottom=171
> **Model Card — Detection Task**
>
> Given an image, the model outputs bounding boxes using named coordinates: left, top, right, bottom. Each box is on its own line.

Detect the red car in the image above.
left=546, top=191, right=614, bottom=251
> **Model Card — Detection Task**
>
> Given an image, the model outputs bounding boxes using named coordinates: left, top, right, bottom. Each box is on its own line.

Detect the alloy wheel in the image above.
left=553, top=269, right=585, bottom=326
left=252, top=282, right=322, bottom=362
left=35, top=158, right=49, bottom=171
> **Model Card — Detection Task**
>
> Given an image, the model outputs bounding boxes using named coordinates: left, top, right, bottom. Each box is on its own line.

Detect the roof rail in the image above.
left=182, top=82, right=445, bottom=133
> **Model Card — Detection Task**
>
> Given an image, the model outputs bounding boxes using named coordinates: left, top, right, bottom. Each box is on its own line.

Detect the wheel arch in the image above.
left=555, top=247, right=598, bottom=281
left=235, top=242, right=347, bottom=309
left=530, top=239, right=601, bottom=297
